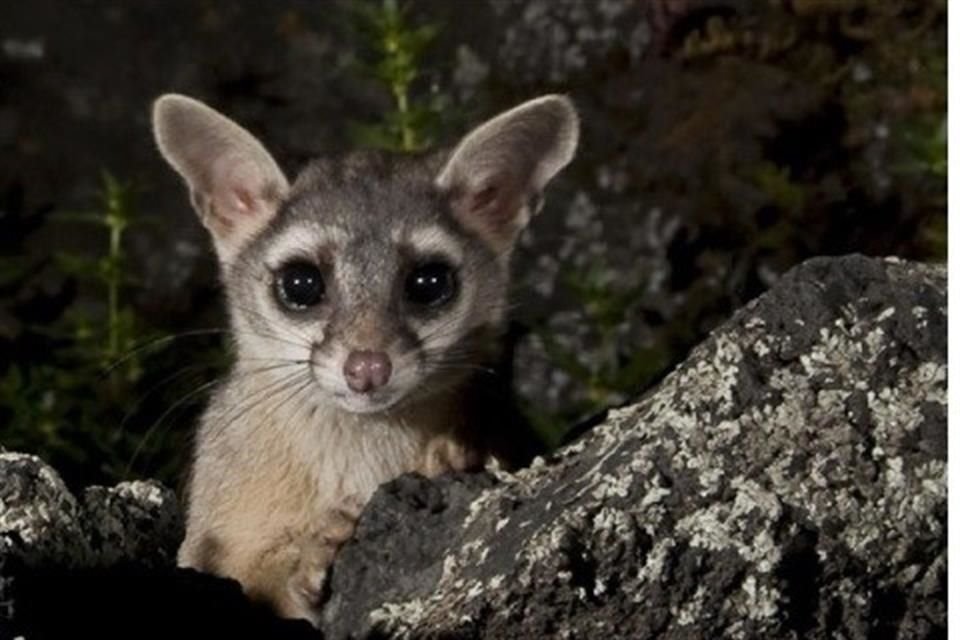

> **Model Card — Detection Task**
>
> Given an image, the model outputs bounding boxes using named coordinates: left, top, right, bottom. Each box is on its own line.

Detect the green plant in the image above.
left=349, top=0, right=444, bottom=152
left=52, top=173, right=143, bottom=376
left=0, top=175, right=224, bottom=487
left=893, top=112, right=946, bottom=259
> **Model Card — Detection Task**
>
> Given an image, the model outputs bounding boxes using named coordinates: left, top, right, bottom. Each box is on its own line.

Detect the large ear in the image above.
left=151, top=94, right=289, bottom=262
left=436, top=95, right=578, bottom=252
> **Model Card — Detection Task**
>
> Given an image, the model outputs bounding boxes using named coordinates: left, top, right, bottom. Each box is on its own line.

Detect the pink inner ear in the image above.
left=469, top=184, right=499, bottom=213
left=210, top=184, right=257, bottom=229
left=210, top=155, right=262, bottom=219
left=228, top=186, right=256, bottom=215
left=463, top=174, right=525, bottom=232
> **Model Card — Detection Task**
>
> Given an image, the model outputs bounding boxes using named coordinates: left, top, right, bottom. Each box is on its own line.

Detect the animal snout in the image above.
left=343, top=350, right=392, bottom=393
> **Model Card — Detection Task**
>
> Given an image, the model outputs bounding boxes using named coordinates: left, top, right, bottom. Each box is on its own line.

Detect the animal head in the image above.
left=152, top=94, right=578, bottom=414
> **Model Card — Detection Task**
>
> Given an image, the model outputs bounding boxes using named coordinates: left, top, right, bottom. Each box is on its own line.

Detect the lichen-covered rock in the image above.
left=0, top=452, right=182, bottom=567
left=80, top=478, right=183, bottom=567
left=319, top=255, right=946, bottom=639
left=0, top=452, right=183, bottom=625
left=0, top=453, right=88, bottom=566
left=0, top=456, right=314, bottom=638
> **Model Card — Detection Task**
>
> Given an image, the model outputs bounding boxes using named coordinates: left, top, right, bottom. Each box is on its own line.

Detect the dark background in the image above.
left=0, top=0, right=946, bottom=488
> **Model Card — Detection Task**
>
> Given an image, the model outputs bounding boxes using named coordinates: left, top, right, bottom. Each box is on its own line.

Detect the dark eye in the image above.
left=405, top=261, right=457, bottom=307
left=275, top=261, right=325, bottom=310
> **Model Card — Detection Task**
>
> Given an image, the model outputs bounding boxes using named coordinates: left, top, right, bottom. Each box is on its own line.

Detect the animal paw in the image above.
left=420, top=434, right=483, bottom=476
left=284, top=544, right=337, bottom=624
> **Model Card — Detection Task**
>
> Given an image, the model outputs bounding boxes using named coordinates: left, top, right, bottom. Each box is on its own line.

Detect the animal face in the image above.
left=152, top=94, right=578, bottom=415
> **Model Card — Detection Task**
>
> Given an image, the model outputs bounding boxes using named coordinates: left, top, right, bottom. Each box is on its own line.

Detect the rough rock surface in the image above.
left=0, top=450, right=180, bottom=567
left=0, top=255, right=946, bottom=639
left=0, top=452, right=182, bottom=623
left=0, top=452, right=319, bottom=639
left=319, top=255, right=946, bottom=639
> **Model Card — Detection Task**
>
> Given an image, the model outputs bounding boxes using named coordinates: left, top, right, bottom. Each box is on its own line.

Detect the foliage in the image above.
left=0, top=177, right=224, bottom=488
left=347, top=0, right=446, bottom=152
left=678, top=0, right=947, bottom=260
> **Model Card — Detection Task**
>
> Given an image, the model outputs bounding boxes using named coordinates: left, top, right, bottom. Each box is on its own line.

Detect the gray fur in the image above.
left=226, top=148, right=509, bottom=413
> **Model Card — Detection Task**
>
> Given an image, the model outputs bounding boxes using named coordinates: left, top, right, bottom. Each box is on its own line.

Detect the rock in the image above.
left=319, top=473, right=499, bottom=637
left=319, top=255, right=946, bottom=639
left=0, top=452, right=182, bottom=570
left=0, top=451, right=183, bottom=631
left=0, top=453, right=317, bottom=639
left=0, top=255, right=946, bottom=639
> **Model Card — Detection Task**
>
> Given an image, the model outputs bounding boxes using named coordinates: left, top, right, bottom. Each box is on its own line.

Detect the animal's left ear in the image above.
left=436, top=95, right=579, bottom=253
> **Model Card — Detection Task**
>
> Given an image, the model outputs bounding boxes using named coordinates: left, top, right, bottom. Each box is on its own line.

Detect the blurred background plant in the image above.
left=0, top=176, right=226, bottom=488
left=347, top=0, right=447, bottom=151
left=0, top=0, right=946, bottom=484
left=511, top=0, right=948, bottom=439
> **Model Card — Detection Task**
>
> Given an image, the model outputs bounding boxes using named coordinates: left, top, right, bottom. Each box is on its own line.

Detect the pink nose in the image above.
left=343, top=350, right=392, bottom=393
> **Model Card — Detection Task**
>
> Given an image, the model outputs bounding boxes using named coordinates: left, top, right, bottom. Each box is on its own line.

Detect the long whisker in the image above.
left=228, top=301, right=317, bottom=349
left=100, top=328, right=229, bottom=377
left=206, top=372, right=314, bottom=453
left=124, top=376, right=225, bottom=478
left=413, top=314, right=505, bottom=348
left=232, top=330, right=307, bottom=349
left=102, top=322, right=315, bottom=382
left=274, top=376, right=319, bottom=437
left=124, top=361, right=306, bottom=477
left=204, top=368, right=314, bottom=445
left=118, top=362, right=219, bottom=436
left=425, top=363, right=497, bottom=375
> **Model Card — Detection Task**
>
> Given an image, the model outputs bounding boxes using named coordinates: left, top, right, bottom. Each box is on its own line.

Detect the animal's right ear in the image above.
left=151, top=94, right=289, bottom=262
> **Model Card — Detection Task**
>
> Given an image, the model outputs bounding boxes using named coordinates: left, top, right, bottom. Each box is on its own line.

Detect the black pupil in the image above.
left=406, top=262, right=456, bottom=307
left=277, top=262, right=324, bottom=309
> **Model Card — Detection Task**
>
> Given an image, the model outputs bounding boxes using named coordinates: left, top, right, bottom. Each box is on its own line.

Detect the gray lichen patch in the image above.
left=0, top=453, right=183, bottom=622
left=0, top=453, right=88, bottom=564
left=677, top=477, right=783, bottom=573
left=81, top=479, right=182, bottom=566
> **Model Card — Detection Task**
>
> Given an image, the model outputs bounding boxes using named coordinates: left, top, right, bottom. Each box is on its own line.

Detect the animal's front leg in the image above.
left=272, top=499, right=363, bottom=626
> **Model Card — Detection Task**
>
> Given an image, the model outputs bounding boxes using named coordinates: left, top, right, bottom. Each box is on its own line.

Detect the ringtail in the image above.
left=151, top=93, right=578, bottom=625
